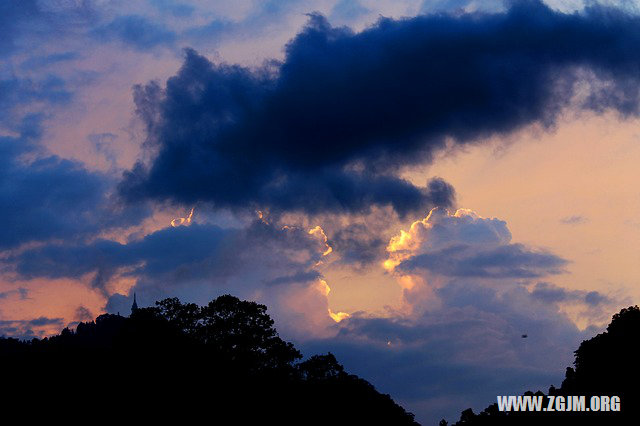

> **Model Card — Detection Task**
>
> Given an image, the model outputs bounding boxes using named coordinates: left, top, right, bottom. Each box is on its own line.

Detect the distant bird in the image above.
left=521, top=334, right=528, bottom=338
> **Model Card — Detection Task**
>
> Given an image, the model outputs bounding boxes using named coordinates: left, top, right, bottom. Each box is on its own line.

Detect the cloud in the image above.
left=120, top=53, right=457, bottom=215
left=18, top=51, right=79, bottom=70
left=0, top=1, right=95, bottom=57
left=0, top=116, right=149, bottom=251
left=0, top=1, right=43, bottom=56
left=343, top=204, right=620, bottom=423
left=184, top=0, right=308, bottom=44
left=328, top=222, right=388, bottom=267
left=91, top=15, right=177, bottom=50
left=89, top=132, right=119, bottom=169
left=10, top=219, right=342, bottom=339
left=531, top=281, right=611, bottom=307
left=560, top=214, right=588, bottom=225
left=385, top=207, right=552, bottom=278
left=399, top=243, right=567, bottom=278
left=0, top=316, right=64, bottom=340
left=121, top=1, right=640, bottom=216
left=0, top=33, right=147, bottom=251
left=265, top=270, right=323, bottom=286
left=104, top=293, right=132, bottom=316
left=0, top=1, right=634, bottom=421
left=301, top=279, right=592, bottom=425
left=385, top=208, right=567, bottom=281
left=326, top=204, right=618, bottom=423
left=73, top=306, right=94, bottom=322
left=0, top=288, right=28, bottom=300
left=0, top=75, right=72, bottom=128
left=12, top=224, right=235, bottom=283
left=306, top=205, right=618, bottom=423
left=382, top=208, right=587, bottom=316
left=387, top=208, right=512, bottom=255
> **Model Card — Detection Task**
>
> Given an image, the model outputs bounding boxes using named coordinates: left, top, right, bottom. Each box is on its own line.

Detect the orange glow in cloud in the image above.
left=383, top=208, right=496, bottom=315
left=397, top=275, right=418, bottom=290
left=257, top=210, right=269, bottom=224
left=308, top=225, right=333, bottom=256
left=315, top=278, right=331, bottom=296
left=328, top=309, right=350, bottom=322
left=384, top=207, right=491, bottom=272
left=171, top=207, right=194, bottom=227
left=314, top=279, right=349, bottom=322
left=384, top=207, right=438, bottom=272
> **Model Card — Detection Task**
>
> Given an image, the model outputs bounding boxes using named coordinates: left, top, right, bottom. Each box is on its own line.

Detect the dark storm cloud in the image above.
left=121, top=1, right=640, bottom=215
left=91, top=15, right=178, bottom=50
left=120, top=24, right=466, bottom=214
left=398, top=243, right=568, bottom=278
left=252, top=172, right=455, bottom=216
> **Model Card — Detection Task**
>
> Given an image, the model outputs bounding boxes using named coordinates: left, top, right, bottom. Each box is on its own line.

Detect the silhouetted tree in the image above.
left=197, top=295, right=302, bottom=372
left=298, top=353, right=346, bottom=380
left=155, top=297, right=201, bottom=336
left=1, top=294, right=417, bottom=425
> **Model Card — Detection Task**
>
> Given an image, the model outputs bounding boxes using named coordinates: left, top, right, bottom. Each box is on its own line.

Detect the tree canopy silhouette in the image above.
left=0, top=295, right=417, bottom=425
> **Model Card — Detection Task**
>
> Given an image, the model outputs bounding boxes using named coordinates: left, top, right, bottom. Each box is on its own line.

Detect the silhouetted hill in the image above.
left=0, top=295, right=417, bottom=425
left=446, top=306, right=640, bottom=426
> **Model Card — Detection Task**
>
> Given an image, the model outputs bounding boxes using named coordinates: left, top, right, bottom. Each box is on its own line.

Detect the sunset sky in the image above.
left=1, top=0, right=639, bottom=423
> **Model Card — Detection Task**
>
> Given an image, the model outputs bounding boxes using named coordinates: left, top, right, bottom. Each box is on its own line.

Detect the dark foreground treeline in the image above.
left=0, top=295, right=417, bottom=425
left=447, top=306, right=640, bottom=426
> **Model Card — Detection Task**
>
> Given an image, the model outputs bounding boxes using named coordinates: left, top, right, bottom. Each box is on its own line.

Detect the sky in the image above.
left=1, top=0, right=639, bottom=424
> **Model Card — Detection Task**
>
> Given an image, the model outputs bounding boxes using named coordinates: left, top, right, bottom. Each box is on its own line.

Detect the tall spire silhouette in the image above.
left=131, top=292, right=138, bottom=314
